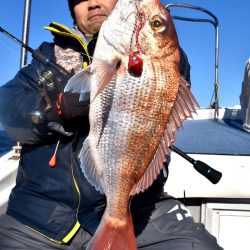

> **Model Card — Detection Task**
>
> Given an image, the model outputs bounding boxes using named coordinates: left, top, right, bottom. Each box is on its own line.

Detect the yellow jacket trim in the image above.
left=62, top=221, right=81, bottom=243
left=26, top=221, right=80, bottom=244
left=25, top=164, right=82, bottom=244
left=44, top=22, right=91, bottom=65
left=24, top=23, right=89, bottom=245
left=25, top=225, right=63, bottom=244
left=61, top=164, right=82, bottom=244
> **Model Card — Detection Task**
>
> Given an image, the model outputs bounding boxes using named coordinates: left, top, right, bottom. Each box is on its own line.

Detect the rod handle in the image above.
left=192, top=160, right=222, bottom=184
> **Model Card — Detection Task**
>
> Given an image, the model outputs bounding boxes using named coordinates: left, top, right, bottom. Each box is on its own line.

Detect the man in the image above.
left=0, top=0, right=222, bottom=249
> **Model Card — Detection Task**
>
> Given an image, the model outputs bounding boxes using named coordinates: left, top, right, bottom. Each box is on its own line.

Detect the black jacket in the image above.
left=0, top=23, right=168, bottom=244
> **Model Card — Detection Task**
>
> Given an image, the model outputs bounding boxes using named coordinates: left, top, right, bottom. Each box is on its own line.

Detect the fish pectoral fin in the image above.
left=160, top=75, right=199, bottom=148
left=79, top=137, right=105, bottom=194
left=92, top=56, right=121, bottom=100
left=64, top=66, right=91, bottom=101
left=173, top=77, right=200, bottom=123
left=130, top=77, right=199, bottom=196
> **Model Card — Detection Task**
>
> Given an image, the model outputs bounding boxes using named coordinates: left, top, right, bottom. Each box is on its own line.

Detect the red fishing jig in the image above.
left=128, top=52, right=143, bottom=77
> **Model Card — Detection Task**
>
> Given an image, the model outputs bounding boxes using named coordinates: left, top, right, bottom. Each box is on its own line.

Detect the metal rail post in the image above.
left=20, top=0, right=32, bottom=68
left=166, top=3, right=220, bottom=119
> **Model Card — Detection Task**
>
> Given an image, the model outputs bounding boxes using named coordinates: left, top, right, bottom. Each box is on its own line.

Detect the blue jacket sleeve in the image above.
left=0, top=42, right=58, bottom=144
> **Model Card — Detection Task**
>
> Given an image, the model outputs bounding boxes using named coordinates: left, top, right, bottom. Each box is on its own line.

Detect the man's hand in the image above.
left=46, top=92, right=90, bottom=134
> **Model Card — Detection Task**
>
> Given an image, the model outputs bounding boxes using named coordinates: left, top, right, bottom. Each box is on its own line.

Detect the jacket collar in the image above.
left=44, top=22, right=91, bottom=65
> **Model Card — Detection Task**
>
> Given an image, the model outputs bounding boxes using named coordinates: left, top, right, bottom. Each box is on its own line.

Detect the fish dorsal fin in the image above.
left=64, top=66, right=91, bottom=101
left=79, top=137, right=105, bottom=194
left=91, top=56, right=120, bottom=101
left=130, top=76, right=199, bottom=195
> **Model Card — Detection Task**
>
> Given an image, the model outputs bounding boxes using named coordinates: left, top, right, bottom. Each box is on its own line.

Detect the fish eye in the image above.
left=150, top=16, right=166, bottom=32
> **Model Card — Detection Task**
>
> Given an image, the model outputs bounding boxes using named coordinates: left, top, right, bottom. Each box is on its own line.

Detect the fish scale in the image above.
left=96, top=64, right=171, bottom=186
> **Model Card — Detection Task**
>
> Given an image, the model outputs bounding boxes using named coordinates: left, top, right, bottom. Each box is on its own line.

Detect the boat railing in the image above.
left=166, top=3, right=220, bottom=120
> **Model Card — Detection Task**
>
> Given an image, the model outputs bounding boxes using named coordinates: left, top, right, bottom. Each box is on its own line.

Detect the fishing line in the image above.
left=0, top=37, right=16, bottom=52
left=0, top=37, right=19, bottom=62
left=209, top=89, right=215, bottom=107
left=80, top=51, right=94, bottom=61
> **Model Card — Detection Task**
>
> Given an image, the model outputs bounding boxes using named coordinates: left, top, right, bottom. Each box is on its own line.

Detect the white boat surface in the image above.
left=165, top=107, right=250, bottom=199
left=0, top=150, right=19, bottom=213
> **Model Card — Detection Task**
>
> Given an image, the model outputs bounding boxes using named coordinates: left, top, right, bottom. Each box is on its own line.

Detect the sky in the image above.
left=0, top=0, right=249, bottom=108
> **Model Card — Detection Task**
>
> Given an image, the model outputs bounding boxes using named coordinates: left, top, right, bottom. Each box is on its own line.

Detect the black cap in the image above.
left=68, top=0, right=80, bottom=22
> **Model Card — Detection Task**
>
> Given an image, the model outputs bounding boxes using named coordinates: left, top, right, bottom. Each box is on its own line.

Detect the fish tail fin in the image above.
left=87, top=213, right=137, bottom=250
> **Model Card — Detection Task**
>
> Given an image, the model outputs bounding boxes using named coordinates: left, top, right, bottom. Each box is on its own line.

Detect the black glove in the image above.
left=46, top=92, right=90, bottom=133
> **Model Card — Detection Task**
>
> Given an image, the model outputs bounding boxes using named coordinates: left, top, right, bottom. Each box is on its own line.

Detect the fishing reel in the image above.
left=38, top=70, right=55, bottom=92
left=37, top=70, right=56, bottom=113
left=29, top=70, right=55, bottom=125
left=30, top=110, right=46, bottom=125
left=31, top=68, right=71, bottom=124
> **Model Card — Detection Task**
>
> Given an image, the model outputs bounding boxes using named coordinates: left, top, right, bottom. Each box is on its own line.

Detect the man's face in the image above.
left=74, top=0, right=118, bottom=35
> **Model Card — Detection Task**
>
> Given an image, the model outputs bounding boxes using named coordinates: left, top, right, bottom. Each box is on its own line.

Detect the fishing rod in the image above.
left=171, top=145, right=222, bottom=184
left=0, top=26, right=72, bottom=117
left=0, top=26, right=70, bottom=79
left=166, top=4, right=220, bottom=120
left=0, top=27, right=222, bottom=183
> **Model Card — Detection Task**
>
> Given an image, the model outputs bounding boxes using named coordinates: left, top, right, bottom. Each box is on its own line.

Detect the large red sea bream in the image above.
left=65, top=0, right=199, bottom=249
